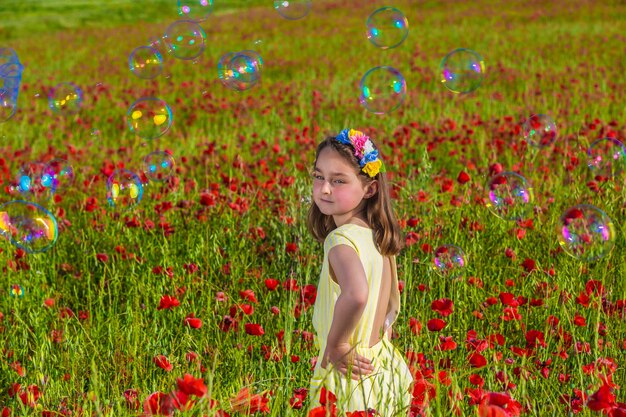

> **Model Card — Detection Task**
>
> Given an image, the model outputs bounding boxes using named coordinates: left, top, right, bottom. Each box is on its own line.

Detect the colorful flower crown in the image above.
left=335, top=128, right=386, bottom=178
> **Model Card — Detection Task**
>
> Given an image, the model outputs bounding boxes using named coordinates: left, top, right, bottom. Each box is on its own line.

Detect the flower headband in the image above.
left=335, top=128, right=386, bottom=178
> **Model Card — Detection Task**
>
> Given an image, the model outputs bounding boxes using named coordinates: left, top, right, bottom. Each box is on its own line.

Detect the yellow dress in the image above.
left=308, top=223, right=414, bottom=416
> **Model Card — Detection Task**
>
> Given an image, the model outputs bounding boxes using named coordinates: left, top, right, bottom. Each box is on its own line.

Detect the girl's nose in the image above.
left=321, top=181, right=331, bottom=194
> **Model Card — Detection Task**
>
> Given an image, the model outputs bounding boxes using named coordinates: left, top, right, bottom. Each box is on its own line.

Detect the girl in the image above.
left=306, top=129, right=414, bottom=416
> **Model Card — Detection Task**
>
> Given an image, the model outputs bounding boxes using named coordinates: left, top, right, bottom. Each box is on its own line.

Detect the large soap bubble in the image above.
left=143, top=151, right=176, bottom=182
left=14, top=161, right=56, bottom=202
left=366, top=7, right=409, bottom=49
left=433, top=244, right=466, bottom=278
left=485, top=172, right=534, bottom=221
left=126, top=97, right=173, bottom=140
left=217, top=51, right=263, bottom=92
left=48, top=82, right=83, bottom=115
left=440, top=48, right=485, bottom=94
left=0, top=200, right=58, bottom=253
left=558, top=204, right=615, bottom=262
left=162, top=20, right=207, bottom=60
left=129, top=46, right=164, bottom=80
left=106, top=169, right=144, bottom=211
left=522, top=114, right=557, bottom=148
left=587, top=138, right=626, bottom=179
left=359, top=66, right=406, bottom=114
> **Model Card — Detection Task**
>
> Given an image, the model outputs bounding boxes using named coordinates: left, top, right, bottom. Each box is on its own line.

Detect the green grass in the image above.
left=0, top=0, right=626, bottom=416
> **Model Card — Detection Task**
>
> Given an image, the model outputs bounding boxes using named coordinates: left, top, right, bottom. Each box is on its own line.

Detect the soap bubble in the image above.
left=359, top=66, right=406, bottom=114
left=0, top=88, right=16, bottom=122
left=42, top=158, right=75, bottom=192
left=9, top=284, right=24, bottom=298
left=129, top=46, right=163, bottom=80
left=274, top=0, right=311, bottom=20
left=126, top=97, right=173, bottom=140
left=433, top=244, right=466, bottom=278
left=587, top=138, right=626, bottom=179
left=0, top=200, right=58, bottom=253
left=440, top=48, right=485, bottom=94
left=162, top=20, right=207, bottom=60
left=366, top=7, right=409, bottom=49
left=558, top=204, right=615, bottom=262
left=48, top=82, right=83, bottom=115
left=218, top=51, right=263, bottom=91
left=486, top=172, right=533, bottom=221
left=106, top=169, right=144, bottom=211
left=143, top=151, right=176, bottom=182
left=178, top=0, right=213, bottom=22
left=14, top=161, right=56, bottom=202
left=522, top=114, right=557, bottom=148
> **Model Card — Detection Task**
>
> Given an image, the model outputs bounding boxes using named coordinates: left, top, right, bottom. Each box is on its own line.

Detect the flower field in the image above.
left=1, top=0, right=626, bottom=416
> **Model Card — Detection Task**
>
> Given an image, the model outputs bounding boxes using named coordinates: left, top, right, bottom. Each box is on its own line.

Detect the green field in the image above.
left=1, top=0, right=626, bottom=416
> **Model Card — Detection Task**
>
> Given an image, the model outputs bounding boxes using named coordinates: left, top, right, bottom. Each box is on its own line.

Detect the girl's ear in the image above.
left=365, top=180, right=378, bottom=199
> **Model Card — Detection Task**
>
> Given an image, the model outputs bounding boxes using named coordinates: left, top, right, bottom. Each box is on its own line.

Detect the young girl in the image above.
left=306, top=129, right=414, bottom=415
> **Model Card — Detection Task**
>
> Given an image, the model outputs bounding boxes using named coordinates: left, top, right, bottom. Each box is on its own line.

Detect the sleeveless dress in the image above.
left=308, top=223, right=414, bottom=415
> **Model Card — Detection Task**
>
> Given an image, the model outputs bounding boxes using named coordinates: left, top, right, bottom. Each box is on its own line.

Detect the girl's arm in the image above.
left=326, top=244, right=368, bottom=345
left=321, top=244, right=374, bottom=380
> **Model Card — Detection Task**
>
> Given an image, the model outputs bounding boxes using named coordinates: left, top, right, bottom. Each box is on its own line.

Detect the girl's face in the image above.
left=312, top=146, right=376, bottom=226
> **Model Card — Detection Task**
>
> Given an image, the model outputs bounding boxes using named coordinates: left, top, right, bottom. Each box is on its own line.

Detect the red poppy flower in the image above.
left=409, top=317, right=422, bottom=335
left=176, top=374, right=207, bottom=397
left=264, top=279, right=279, bottom=291
left=158, top=295, right=180, bottom=310
left=285, top=242, right=298, bottom=254
left=96, top=253, right=109, bottom=263
left=239, top=289, right=258, bottom=303
left=184, top=313, right=202, bottom=329
left=143, top=391, right=175, bottom=416
left=427, top=318, right=447, bottom=332
left=573, top=313, right=586, bottom=327
left=457, top=171, right=471, bottom=184
left=468, top=352, right=487, bottom=368
left=229, top=387, right=270, bottom=414
left=431, top=298, right=454, bottom=317
left=153, top=355, right=173, bottom=372
left=435, top=336, right=457, bottom=351
left=587, top=384, right=616, bottom=411
left=245, top=323, right=265, bottom=336
left=123, top=388, right=139, bottom=410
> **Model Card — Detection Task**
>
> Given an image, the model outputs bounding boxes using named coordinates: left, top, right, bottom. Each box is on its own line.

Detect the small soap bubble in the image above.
left=42, top=158, right=75, bottom=192
left=486, top=172, right=534, bottom=221
left=359, top=66, right=406, bottom=114
left=178, top=0, right=213, bottom=22
left=106, top=169, right=144, bottom=212
left=587, top=138, right=626, bottom=179
left=0, top=201, right=58, bottom=253
left=129, top=46, right=164, bottom=80
left=126, top=97, right=173, bottom=140
left=440, top=48, right=485, bottom=94
left=14, top=161, right=55, bottom=202
left=218, top=51, right=263, bottom=91
left=522, top=114, right=557, bottom=148
left=163, top=20, right=207, bottom=60
left=366, top=7, right=409, bottom=49
left=433, top=244, right=466, bottom=278
left=558, top=204, right=615, bottom=262
left=274, top=0, right=312, bottom=20
left=0, top=89, right=17, bottom=122
left=48, top=82, right=83, bottom=115
left=9, top=284, right=24, bottom=297
left=143, top=151, right=175, bottom=182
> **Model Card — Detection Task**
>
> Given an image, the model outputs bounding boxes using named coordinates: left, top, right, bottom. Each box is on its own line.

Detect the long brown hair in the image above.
left=306, top=135, right=404, bottom=257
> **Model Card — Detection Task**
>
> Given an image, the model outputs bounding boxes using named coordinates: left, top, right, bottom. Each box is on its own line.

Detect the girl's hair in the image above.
left=306, top=135, right=405, bottom=257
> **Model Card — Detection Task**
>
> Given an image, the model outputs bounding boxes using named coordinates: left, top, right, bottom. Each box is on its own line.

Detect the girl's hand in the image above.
left=320, top=342, right=374, bottom=380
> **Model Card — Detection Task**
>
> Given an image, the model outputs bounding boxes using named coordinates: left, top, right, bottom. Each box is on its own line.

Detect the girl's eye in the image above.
left=334, top=180, right=345, bottom=184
